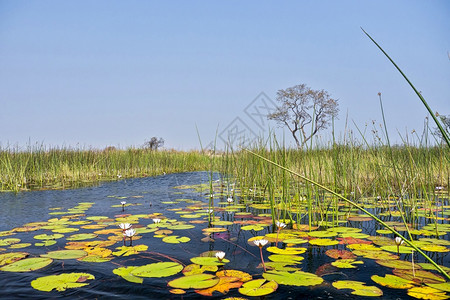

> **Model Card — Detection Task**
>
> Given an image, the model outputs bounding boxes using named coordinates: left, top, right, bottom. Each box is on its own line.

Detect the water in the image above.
left=0, top=172, right=448, bottom=299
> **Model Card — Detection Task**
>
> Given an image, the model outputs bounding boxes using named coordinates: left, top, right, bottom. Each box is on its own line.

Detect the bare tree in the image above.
left=144, top=137, right=164, bottom=150
left=268, top=84, right=339, bottom=148
left=434, top=114, right=450, bottom=141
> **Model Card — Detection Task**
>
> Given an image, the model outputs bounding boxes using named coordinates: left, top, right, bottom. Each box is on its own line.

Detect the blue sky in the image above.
left=1, top=1, right=449, bottom=150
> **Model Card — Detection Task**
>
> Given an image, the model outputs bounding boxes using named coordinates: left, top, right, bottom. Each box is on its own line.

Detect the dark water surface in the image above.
left=0, top=172, right=447, bottom=299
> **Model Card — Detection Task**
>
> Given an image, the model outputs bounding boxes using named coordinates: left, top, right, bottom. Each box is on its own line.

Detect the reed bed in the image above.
left=0, top=145, right=211, bottom=192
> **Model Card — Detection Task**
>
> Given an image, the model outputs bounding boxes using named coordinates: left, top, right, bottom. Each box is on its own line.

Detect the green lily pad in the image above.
left=426, top=282, right=450, bottom=293
left=31, top=272, right=95, bottom=292
left=0, top=257, right=53, bottom=272
left=131, top=262, right=183, bottom=278
left=283, top=238, right=308, bottom=244
left=66, top=233, right=98, bottom=241
left=308, top=231, right=337, bottom=238
left=239, top=279, right=278, bottom=297
left=9, top=243, right=31, bottom=249
left=166, top=224, right=196, bottom=230
left=332, top=280, right=383, bottom=297
left=41, top=250, right=87, bottom=260
left=0, top=238, right=21, bottom=246
left=162, top=236, right=191, bottom=244
left=182, top=264, right=218, bottom=276
left=190, top=256, right=230, bottom=266
left=112, top=245, right=148, bottom=257
left=35, top=240, right=57, bottom=247
left=113, top=266, right=143, bottom=283
left=376, top=259, right=421, bottom=270
left=52, top=227, right=79, bottom=233
left=381, top=245, right=414, bottom=254
left=241, top=225, right=265, bottom=231
left=34, top=233, right=64, bottom=240
left=262, top=270, right=323, bottom=287
left=268, top=254, right=304, bottom=264
left=0, top=252, right=29, bottom=266
left=371, top=274, right=415, bottom=289
left=331, top=259, right=364, bottom=269
left=168, top=274, right=220, bottom=289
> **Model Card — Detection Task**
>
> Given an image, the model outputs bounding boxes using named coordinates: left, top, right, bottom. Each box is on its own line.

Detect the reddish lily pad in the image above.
left=195, top=276, right=243, bottom=296
left=325, top=249, right=356, bottom=259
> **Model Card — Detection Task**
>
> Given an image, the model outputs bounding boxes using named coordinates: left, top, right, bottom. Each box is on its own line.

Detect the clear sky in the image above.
left=1, top=1, right=449, bottom=150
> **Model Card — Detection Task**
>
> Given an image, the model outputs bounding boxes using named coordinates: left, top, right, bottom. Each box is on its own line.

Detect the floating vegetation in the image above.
left=0, top=170, right=448, bottom=299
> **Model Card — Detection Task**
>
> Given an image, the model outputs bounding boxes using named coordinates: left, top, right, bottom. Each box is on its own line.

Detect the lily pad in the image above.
left=112, top=245, right=148, bottom=257
left=325, top=249, right=356, bottom=259
left=162, top=235, right=191, bottom=244
left=66, top=233, right=98, bottom=241
left=262, top=270, right=323, bottom=287
left=309, top=238, right=339, bottom=246
left=34, top=233, right=64, bottom=240
left=168, top=274, right=220, bottom=289
left=371, top=274, right=415, bottom=289
left=41, top=250, right=87, bottom=260
left=31, top=272, right=95, bottom=292
left=195, top=276, right=243, bottom=296
left=376, top=259, right=420, bottom=270
left=183, top=264, right=218, bottom=276
left=268, top=254, right=304, bottom=264
left=0, top=238, right=21, bottom=246
left=239, top=279, right=278, bottom=297
left=113, top=266, right=143, bottom=283
left=190, top=256, right=230, bottom=266
left=0, top=257, right=53, bottom=272
left=331, top=259, right=364, bottom=269
left=407, top=286, right=448, bottom=300
left=266, top=247, right=306, bottom=255
left=216, top=270, right=252, bottom=282
left=131, top=262, right=183, bottom=278
left=332, top=280, right=383, bottom=297
left=0, top=252, right=29, bottom=266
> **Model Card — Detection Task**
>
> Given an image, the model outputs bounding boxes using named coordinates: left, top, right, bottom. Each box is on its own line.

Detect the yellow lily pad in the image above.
left=332, top=280, right=383, bottom=297
left=371, top=274, right=415, bottom=289
left=407, top=286, right=448, bottom=300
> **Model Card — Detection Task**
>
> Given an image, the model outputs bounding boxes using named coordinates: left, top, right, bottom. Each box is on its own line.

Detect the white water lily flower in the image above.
left=215, top=251, right=226, bottom=260
left=253, top=239, right=268, bottom=247
left=124, top=228, right=136, bottom=237
left=206, top=209, right=214, bottom=214
left=395, top=236, right=404, bottom=246
left=152, top=218, right=161, bottom=224
left=226, top=197, right=234, bottom=203
left=120, top=201, right=127, bottom=205
left=276, top=221, right=287, bottom=229
left=119, top=223, right=131, bottom=230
